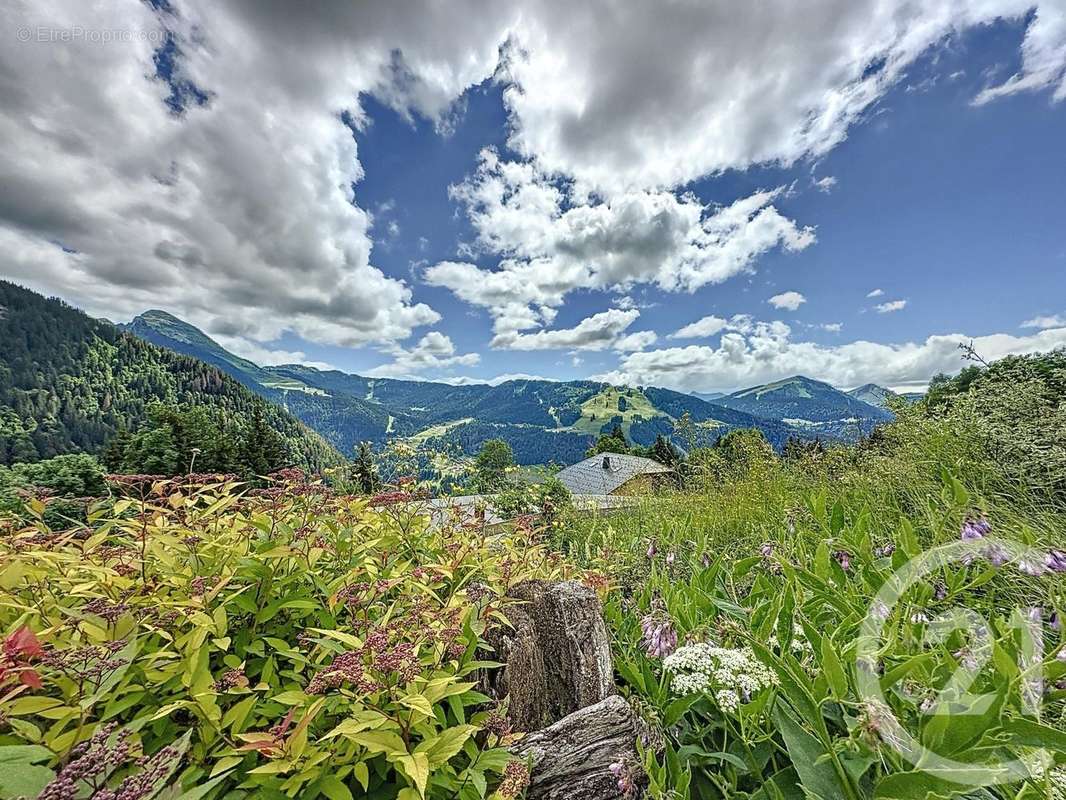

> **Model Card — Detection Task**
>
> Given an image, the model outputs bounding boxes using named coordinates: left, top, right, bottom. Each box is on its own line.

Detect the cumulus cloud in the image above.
left=867, top=288, right=885, bottom=298
left=490, top=308, right=653, bottom=351
left=875, top=299, right=908, bottom=313
left=0, top=1, right=515, bottom=349
left=3, top=0, right=1063, bottom=367
left=366, top=331, right=480, bottom=379
left=821, top=322, right=844, bottom=332
left=670, top=315, right=729, bottom=339
left=768, top=291, right=807, bottom=311
left=599, top=320, right=1066, bottom=394
left=500, top=0, right=1066, bottom=194
left=425, top=149, right=814, bottom=339
left=1021, top=314, right=1066, bottom=329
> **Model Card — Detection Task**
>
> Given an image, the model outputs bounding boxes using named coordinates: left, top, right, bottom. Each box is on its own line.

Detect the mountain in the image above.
left=124, top=310, right=814, bottom=463
left=715, top=375, right=893, bottom=438
left=122, top=311, right=398, bottom=453
left=847, top=383, right=924, bottom=408
left=847, top=383, right=895, bottom=408
left=0, top=281, right=341, bottom=469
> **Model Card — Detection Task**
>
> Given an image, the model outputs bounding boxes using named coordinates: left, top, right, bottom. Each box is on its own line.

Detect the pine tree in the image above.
left=353, top=441, right=380, bottom=494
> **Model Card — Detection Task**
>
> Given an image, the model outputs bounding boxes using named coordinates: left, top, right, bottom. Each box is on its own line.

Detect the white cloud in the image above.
left=1021, top=314, right=1066, bottom=329
left=500, top=0, right=1066, bottom=195
left=213, top=336, right=334, bottom=371
left=768, top=291, right=807, bottom=311
left=491, top=308, right=650, bottom=351
left=0, top=1, right=505, bottom=350
left=443, top=373, right=555, bottom=386
left=813, top=176, right=838, bottom=193
left=821, top=322, right=843, bottom=332
left=425, top=149, right=814, bottom=340
left=875, top=299, right=908, bottom=313
left=3, top=0, right=1062, bottom=369
left=600, top=320, right=1066, bottom=394
left=366, top=332, right=480, bottom=378
left=670, top=315, right=729, bottom=339
left=973, top=4, right=1066, bottom=105
left=867, top=288, right=885, bottom=298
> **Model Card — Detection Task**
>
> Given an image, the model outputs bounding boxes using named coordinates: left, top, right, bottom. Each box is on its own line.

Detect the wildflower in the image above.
left=1046, top=550, right=1066, bottom=573
left=665, top=551, right=676, bottom=567
left=960, top=515, right=991, bottom=540
left=497, top=761, right=530, bottom=799
left=759, top=542, right=774, bottom=559
left=645, top=540, right=657, bottom=559
left=933, top=582, right=948, bottom=601
left=700, top=552, right=711, bottom=569
left=834, top=550, right=851, bottom=571
left=874, top=542, right=895, bottom=558
left=663, top=642, right=777, bottom=711
left=608, top=760, right=637, bottom=797
left=870, top=599, right=890, bottom=622
left=640, top=604, right=678, bottom=659
left=213, top=668, right=248, bottom=692
left=983, top=542, right=1009, bottom=567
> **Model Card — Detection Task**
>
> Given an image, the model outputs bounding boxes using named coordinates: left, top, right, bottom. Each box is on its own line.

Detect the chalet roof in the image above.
left=555, top=453, right=672, bottom=495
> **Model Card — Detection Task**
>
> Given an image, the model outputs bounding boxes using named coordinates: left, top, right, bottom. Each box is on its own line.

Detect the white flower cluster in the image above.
left=663, top=643, right=777, bottom=713
left=767, top=623, right=813, bottom=657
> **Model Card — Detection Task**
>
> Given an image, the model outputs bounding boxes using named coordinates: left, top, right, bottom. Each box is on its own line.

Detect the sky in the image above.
left=2, top=1, right=1065, bottom=394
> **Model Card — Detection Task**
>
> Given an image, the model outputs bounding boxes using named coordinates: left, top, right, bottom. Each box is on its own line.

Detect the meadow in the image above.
left=1, top=351, right=1065, bottom=799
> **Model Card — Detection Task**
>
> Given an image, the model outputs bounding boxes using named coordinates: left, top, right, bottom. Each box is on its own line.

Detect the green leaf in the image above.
left=316, top=774, right=353, bottom=800
left=0, top=745, right=55, bottom=800
left=820, top=637, right=848, bottom=699
left=772, top=706, right=847, bottom=800
left=397, top=752, right=430, bottom=798
left=350, top=730, right=408, bottom=756
left=998, top=717, right=1066, bottom=752
left=663, top=694, right=700, bottom=727
left=353, top=762, right=369, bottom=792
left=416, top=725, right=477, bottom=768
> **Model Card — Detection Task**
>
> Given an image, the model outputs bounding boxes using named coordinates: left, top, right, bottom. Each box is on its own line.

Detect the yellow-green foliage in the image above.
left=0, top=474, right=574, bottom=799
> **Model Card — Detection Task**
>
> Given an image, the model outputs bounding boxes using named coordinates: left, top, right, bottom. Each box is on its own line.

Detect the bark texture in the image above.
left=512, top=695, right=648, bottom=800
left=486, top=579, right=613, bottom=731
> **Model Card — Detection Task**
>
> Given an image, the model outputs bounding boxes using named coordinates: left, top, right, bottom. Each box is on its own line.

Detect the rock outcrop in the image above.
left=512, top=695, right=649, bottom=800
left=486, top=579, right=613, bottom=731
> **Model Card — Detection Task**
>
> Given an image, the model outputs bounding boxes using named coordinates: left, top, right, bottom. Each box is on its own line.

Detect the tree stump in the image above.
left=512, top=695, right=649, bottom=800
left=486, top=579, right=613, bottom=731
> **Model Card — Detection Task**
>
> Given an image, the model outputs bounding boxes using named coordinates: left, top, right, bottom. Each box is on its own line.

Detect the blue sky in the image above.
left=3, top=2, right=1065, bottom=392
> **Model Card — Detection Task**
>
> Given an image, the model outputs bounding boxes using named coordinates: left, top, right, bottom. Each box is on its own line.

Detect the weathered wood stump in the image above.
left=512, top=695, right=649, bottom=800
left=485, top=579, right=613, bottom=731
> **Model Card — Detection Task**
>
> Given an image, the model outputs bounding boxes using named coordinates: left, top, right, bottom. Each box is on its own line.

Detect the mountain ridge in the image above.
left=123, top=310, right=818, bottom=463
left=714, top=374, right=893, bottom=438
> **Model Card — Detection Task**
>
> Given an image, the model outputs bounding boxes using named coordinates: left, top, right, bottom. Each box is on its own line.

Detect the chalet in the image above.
left=555, top=453, right=673, bottom=496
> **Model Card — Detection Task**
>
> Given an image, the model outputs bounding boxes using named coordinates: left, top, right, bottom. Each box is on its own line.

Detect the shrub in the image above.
left=0, top=474, right=575, bottom=799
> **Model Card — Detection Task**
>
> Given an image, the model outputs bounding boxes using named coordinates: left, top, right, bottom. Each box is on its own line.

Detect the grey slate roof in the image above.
left=555, top=453, right=673, bottom=495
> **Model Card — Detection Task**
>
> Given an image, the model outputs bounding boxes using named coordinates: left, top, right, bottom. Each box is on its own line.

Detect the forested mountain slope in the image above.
left=124, top=308, right=819, bottom=463
left=0, top=281, right=341, bottom=469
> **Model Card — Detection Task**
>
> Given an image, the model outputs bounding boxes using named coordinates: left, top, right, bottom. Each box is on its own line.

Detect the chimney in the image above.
left=602, top=456, right=611, bottom=469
